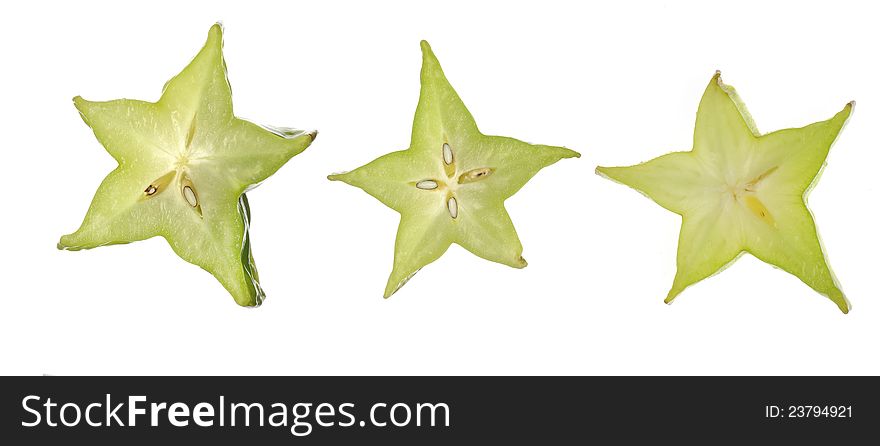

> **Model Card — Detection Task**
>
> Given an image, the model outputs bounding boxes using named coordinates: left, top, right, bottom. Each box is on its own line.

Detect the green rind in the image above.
left=238, top=193, right=265, bottom=306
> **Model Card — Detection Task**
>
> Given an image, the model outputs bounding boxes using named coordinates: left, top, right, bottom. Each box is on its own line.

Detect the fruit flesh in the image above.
left=59, top=24, right=315, bottom=306
left=330, top=41, right=579, bottom=298
left=597, top=72, right=852, bottom=313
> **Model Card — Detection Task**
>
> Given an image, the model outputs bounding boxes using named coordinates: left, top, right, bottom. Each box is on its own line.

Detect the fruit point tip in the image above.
left=308, top=130, right=318, bottom=142
left=835, top=101, right=855, bottom=122
left=56, top=237, right=75, bottom=251
left=834, top=292, right=852, bottom=314
left=206, top=23, right=224, bottom=49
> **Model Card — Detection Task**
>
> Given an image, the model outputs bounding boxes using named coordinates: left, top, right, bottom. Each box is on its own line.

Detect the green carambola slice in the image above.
left=597, top=72, right=852, bottom=313
left=330, top=41, right=579, bottom=297
left=59, top=24, right=316, bottom=306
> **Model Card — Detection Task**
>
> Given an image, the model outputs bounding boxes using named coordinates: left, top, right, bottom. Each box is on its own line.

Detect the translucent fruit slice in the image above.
left=329, top=41, right=579, bottom=298
left=59, top=24, right=316, bottom=306
left=597, top=72, right=853, bottom=313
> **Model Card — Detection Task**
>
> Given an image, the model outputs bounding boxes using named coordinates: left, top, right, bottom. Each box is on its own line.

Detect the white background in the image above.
left=1, top=0, right=878, bottom=375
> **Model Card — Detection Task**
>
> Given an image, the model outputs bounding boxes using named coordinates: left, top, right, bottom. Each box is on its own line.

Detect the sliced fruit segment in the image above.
left=73, top=97, right=176, bottom=168
left=159, top=24, right=232, bottom=124
left=597, top=152, right=710, bottom=214
left=746, top=196, right=846, bottom=312
left=462, top=136, right=580, bottom=201
left=408, top=41, right=479, bottom=154
left=331, top=41, right=579, bottom=298
left=693, top=72, right=759, bottom=165
left=597, top=72, right=852, bottom=313
left=329, top=150, right=441, bottom=214
left=59, top=24, right=316, bottom=306
left=451, top=193, right=526, bottom=269
left=666, top=203, right=746, bottom=302
left=756, top=104, right=853, bottom=196
left=59, top=167, right=166, bottom=249
left=385, top=213, right=453, bottom=298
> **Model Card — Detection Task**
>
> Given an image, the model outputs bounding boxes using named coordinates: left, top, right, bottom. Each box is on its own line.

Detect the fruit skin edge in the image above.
left=790, top=101, right=854, bottom=314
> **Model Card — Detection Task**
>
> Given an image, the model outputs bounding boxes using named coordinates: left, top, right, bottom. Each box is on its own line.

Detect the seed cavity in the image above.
left=442, top=143, right=454, bottom=165
left=732, top=165, right=779, bottom=227
left=745, top=166, right=779, bottom=192
left=459, top=167, right=495, bottom=184
left=416, top=180, right=439, bottom=190
left=185, top=115, right=197, bottom=149
left=447, top=196, right=458, bottom=219
left=141, top=171, right=176, bottom=200
left=744, top=195, right=775, bottom=227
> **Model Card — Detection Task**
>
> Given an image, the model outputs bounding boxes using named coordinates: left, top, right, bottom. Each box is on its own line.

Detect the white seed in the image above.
left=183, top=185, right=198, bottom=207
left=447, top=196, right=458, bottom=219
left=442, top=143, right=454, bottom=165
left=416, top=180, right=439, bottom=190
left=144, top=185, right=158, bottom=196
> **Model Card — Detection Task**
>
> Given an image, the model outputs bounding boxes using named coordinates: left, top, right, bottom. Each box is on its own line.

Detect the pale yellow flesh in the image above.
left=59, top=24, right=314, bottom=306
left=330, top=41, right=579, bottom=298
left=597, top=72, right=852, bottom=313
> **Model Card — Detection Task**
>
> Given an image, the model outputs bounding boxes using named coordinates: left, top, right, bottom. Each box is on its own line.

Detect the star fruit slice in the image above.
left=597, top=72, right=853, bottom=313
left=58, top=24, right=316, bottom=307
left=329, top=41, right=580, bottom=298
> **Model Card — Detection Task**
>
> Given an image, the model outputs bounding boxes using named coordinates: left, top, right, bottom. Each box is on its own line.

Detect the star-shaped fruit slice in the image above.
left=597, top=72, right=853, bottom=313
left=329, top=41, right=579, bottom=298
left=59, top=24, right=316, bottom=306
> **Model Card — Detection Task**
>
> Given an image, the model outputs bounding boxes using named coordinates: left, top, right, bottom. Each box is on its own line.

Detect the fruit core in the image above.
left=726, top=165, right=778, bottom=226
left=413, top=141, right=495, bottom=219
left=139, top=116, right=204, bottom=217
